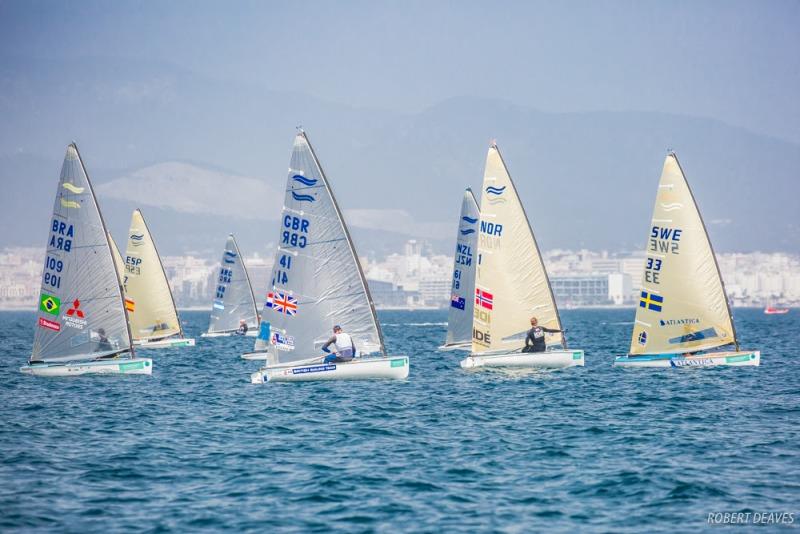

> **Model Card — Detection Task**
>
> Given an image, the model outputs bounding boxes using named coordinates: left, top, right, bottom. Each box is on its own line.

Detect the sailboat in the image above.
left=201, top=234, right=260, bottom=337
left=20, top=143, right=152, bottom=376
left=245, top=131, right=409, bottom=383
left=439, top=188, right=479, bottom=351
left=121, top=209, right=195, bottom=349
left=460, top=143, right=585, bottom=369
left=615, top=153, right=760, bottom=367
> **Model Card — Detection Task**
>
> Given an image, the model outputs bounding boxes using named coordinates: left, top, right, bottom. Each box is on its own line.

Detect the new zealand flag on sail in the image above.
left=451, top=295, right=466, bottom=310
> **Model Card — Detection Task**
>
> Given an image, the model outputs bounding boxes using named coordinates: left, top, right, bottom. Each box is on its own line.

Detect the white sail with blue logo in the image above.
left=472, top=144, right=563, bottom=353
left=123, top=209, right=189, bottom=345
left=206, top=234, right=259, bottom=334
left=22, top=144, right=151, bottom=376
left=442, top=188, right=479, bottom=349
left=628, top=153, right=737, bottom=356
left=250, top=131, right=384, bottom=366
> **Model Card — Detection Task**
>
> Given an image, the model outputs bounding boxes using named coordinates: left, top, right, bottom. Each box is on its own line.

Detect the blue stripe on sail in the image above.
left=460, top=229, right=476, bottom=235
left=292, top=175, right=318, bottom=186
left=223, top=250, right=237, bottom=264
left=461, top=216, right=478, bottom=224
left=291, top=191, right=315, bottom=202
left=485, top=186, right=506, bottom=195
left=668, top=327, right=718, bottom=345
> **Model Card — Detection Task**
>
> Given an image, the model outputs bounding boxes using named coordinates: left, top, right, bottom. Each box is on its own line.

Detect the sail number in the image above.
left=43, top=255, right=65, bottom=289
left=282, top=215, right=309, bottom=248
left=273, top=254, right=293, bottom=286
left=452, top=269, right=461, bottom=290
left=644, top=257, right=662, bottom=284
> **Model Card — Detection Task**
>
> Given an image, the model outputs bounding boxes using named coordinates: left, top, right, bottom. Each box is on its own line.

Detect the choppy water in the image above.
left=1, top=309, right=798, bottom=532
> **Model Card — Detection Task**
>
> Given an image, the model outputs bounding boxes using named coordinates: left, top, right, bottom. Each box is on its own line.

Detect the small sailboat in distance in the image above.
left=439, top=188, right=479, bottom=351
left=245, top=130, right=409, bottom=383
left=615, top=153, right=759, bottom=367
left=21, top=143, right=152, bottom=376
left=460, top=143, right=585, bottom=370
left=122, top=209, right=195, bottom=349
left=201, top=234, right=260, bottom=337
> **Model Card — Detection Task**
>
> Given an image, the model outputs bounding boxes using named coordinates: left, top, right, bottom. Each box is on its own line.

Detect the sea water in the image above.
left=0, top=309, right=797, bottom=532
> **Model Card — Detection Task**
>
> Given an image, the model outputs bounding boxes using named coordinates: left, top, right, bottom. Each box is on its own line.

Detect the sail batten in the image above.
left=207, top=234, right=260, bottom=334
left=444, top=188, right=480, bottom=346
left=471, top=144, right=564, bottom=354
left=123, top=209, right=182, bottom=341
left=629, top=153, right=737, bottom=355
left=252, top=132, right=384, bottom=363
left=31, top=144, right=132, bottom=363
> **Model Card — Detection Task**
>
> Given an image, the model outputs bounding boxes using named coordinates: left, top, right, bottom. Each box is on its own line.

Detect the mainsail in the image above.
left=445, top=188, right=480, bottom=346
left=629, top=153, right=737, bottom=355
left=123, top=209, right=183, bottom=341
left=31, top=144, right=132, bottom=363
left=472, top=144, right=564, bottom=353
left=207, top=234, right=259, bottom=333
left=252, top=131, right=384, bottom=364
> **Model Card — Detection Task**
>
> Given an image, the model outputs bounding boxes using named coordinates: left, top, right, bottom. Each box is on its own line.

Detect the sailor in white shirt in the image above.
left=321, top=325, right=356, bottom=363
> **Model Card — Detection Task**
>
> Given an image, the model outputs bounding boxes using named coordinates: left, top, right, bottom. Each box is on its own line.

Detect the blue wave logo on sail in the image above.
left=485, top=186, right=506, bottom=196
left=460, top=228, right=476, bottom=235
left=291, top=191, right=316, bottom=203
left=130, top=233, right=144, bottom=246
left=461, top=216, right=478, bottom=224
left=292, top=175, right=318, bottom=187
left=223, top=250, right=237, bottom=264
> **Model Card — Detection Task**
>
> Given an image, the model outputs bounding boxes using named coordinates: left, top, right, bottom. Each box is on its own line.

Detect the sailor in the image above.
left=235, top=319, right=248, bottom=336
left=321, top=325, right=356, bottom=363
left=96, top=328, right=113, bottom=354
left=522, top=316, right=565, bottom=353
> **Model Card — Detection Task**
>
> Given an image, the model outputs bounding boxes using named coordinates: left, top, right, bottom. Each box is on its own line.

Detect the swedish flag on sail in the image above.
left=639, top=291, right=663, bottom=312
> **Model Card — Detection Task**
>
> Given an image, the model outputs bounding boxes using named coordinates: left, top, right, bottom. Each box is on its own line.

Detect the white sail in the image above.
left=207, top=234, right=260, bottom=333
left=122, top=209, right=182, bottom=341
left=444, top=188, right=480, bottom=346
left=629, top=153, right=737, bottom=355
left=31, top=144, right=132, bottom=363
left=252, top=131, right=384, bottom=364
left=472, top=144, right=563, bottom=353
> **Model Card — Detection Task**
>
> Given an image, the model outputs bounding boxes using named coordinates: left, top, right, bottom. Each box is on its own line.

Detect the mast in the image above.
left=300, top=130, right=387, bottom=355
left=231, top=233, right=260, bottom=325
left=670, top=152, right=739, bottom=351
left=74, top=143, right=135, bottom=357
left=492, top=143, right=567, bottom=349
left=136, top=208, right=184, bottom=338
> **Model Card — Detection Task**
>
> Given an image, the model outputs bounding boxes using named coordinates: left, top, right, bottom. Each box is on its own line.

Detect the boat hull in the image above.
left=201, top=331, right=257, bottom=338
left=460, top=349, right=585, bottom=369
left=134, top=337, right=195, bottom=349
left=438, top=341, right=472, bottom=352
left=251, top=355, right=409, bottom=383
left=20, top=358, right=153, bottom=377
left=614, top=350, right=760, bottom=368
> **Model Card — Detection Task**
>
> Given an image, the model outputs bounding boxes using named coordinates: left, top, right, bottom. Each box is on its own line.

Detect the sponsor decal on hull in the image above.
left=670, top=357, right=715, bottom=367
left=291, top=364, right=336, bottom=375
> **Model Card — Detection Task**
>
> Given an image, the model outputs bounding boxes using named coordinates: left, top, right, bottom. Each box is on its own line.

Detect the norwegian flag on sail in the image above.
left=271, top=291, right=298, bottom=316
left=475, top=288, right=494, bottom=310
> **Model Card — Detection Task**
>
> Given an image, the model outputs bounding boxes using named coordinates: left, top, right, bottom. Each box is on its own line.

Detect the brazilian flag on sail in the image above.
left=39, top=294, right=61, bottom=316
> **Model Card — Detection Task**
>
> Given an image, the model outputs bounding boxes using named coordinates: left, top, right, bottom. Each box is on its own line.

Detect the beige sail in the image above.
left=123, top=209, right=182, bottom=341
left=472, top=144, right=563, bottom=353
left=629, top=153, right=736, bottom=355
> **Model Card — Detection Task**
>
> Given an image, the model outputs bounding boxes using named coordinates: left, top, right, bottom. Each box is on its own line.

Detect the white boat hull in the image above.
left=134, top=337, right=195, bottom=349
left=251, top=355, right=409, bottom=383
left=201, top=331, right=257, bottom=338
left=20, top=358, right=153, bottom=377
left=614, top=350, right=760, bottom=368
left=438, top=341, right=471, bottom=352
left=460, top=349, right=585, bottom=369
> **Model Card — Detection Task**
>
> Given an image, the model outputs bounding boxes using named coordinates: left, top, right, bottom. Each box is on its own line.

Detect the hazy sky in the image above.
left=2, top=0, right=799, bottom=143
